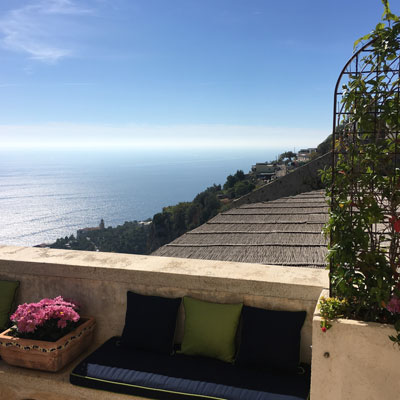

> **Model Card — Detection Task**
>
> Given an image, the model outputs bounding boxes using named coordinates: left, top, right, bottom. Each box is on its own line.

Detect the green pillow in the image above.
left=180, top=296, right=243, bottom=363
left=0, top=280, right=19, bottom=331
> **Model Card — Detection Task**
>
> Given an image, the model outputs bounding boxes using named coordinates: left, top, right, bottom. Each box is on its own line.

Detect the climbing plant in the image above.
left=322, top=1, right=400, bottom=344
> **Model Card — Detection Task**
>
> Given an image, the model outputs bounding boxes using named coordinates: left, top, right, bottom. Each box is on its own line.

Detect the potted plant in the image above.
left=0, top=296, right=95, bottom=372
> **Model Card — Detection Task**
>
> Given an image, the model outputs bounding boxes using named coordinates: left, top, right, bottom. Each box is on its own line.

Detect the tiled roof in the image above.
left=153, top=190, right=328, bottom=268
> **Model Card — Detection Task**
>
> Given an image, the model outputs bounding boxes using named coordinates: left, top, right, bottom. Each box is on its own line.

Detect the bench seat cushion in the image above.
left=70, top=337, right=310, bottom=400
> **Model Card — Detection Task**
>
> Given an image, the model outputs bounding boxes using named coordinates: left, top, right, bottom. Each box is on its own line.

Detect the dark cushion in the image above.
left=236, top=306, right=306, bottom=372
left=0, top=280, right=19, bottom=331
left=121, top=291, right=181, bottom=354
left=71, top=336, right=311, bottom=400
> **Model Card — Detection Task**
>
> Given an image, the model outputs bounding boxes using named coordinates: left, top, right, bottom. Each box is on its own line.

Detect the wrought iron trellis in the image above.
left=333, top=39, right=400, bottom=179
left=331, top=38, right=400, bottom=296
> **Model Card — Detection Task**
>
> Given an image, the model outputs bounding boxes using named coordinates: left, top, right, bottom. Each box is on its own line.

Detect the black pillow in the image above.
left=236, top=306, right=306, bottom=372
left=121, top=291, right=181, bottom=354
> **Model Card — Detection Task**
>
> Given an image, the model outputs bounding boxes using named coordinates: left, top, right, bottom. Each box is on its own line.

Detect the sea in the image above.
left=0, top=148, right=282, bottom=247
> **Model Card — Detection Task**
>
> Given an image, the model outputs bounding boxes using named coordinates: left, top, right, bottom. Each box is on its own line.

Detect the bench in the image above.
left=70, top=336, right=310, bottom=400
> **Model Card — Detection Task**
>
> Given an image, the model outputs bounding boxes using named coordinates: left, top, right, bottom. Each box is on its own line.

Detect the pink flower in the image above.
left=387, top=296, right=400, bottom=314
left=58, top=319, right=67, bottom=329
left=10, top=296, right=80, bottom=334
left=321, top=327, right=327, bottom=333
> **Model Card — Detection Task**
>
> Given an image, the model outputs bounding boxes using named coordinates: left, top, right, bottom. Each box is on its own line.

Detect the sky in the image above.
left=0, top=0, right=398, bottom=151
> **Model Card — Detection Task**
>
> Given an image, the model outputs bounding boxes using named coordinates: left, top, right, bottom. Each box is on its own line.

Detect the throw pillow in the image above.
left=236, top=306, right=306, bottom=372
left=180, top=296, right=243, bottom=363
left=121, top=291, right=181, bottom=354
left=0, top=280, right=20, bottom=331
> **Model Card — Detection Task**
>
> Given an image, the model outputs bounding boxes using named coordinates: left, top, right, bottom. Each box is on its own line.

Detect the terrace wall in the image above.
left=0, top=245, right=328, bottom=400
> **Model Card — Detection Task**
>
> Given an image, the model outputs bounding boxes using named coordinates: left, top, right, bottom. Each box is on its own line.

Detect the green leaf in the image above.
left=381, top=0, right=390, bottom=14
left=375, top=22, right=385, bottom=30
left=394, top=319, right=400, bottom=332
left=354, top=34, right=372, bottom=49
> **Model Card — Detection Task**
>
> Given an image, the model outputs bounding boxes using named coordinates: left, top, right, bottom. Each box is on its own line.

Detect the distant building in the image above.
left=297, top=148, right=317, bottom=162
left=251, top=163, right=277, bottom=180
left=77, top=219, right=105, bottom=239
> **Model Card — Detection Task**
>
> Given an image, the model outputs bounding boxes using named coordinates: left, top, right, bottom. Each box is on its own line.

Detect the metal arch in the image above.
left=330, top=38, right=400, bottom=296
left=332, top=38, right=400, bottom=168
left=330, top=40, right=376, bottom=295
left=332, top=40, right=375, bottom=141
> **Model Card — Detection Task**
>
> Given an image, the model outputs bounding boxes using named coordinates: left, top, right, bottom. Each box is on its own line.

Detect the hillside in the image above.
left=50, top=138, right=331, bottom=255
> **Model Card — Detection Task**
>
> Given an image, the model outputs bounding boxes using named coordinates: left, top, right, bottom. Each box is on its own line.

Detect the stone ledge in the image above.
left=0, top=245, right=328, bottom=301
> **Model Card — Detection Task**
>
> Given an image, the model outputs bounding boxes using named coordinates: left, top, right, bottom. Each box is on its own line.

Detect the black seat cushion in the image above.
left=71, top=337, right=310, bottom=400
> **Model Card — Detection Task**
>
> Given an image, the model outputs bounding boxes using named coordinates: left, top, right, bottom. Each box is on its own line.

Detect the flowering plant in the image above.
left=9, top=296, right=80, bottom=342
left=321, top=1, right=400, bottom=347
left=318, top=296, right=347, bottom=332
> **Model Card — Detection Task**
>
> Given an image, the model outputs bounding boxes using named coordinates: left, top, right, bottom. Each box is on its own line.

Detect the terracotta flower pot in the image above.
left=0, top=316, right=95, bottom=372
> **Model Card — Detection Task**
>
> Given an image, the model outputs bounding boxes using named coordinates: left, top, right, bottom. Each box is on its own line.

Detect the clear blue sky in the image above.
left=0, top=0, right=398, bottom=150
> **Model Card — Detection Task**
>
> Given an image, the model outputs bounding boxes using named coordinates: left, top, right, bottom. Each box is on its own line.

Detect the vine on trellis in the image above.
left=321, top=1, right=400, bottom=345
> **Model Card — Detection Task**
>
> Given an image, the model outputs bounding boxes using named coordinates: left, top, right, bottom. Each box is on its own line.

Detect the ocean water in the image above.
left=0, top=148, right=282, bottom=247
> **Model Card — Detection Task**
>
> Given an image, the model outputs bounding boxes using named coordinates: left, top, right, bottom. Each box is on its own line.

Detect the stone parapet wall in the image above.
left=0, top=245, right=328, bottom=400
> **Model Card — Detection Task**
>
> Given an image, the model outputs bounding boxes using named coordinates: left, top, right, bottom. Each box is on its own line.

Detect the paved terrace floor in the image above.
left=153, top=190, right=328, bottom=268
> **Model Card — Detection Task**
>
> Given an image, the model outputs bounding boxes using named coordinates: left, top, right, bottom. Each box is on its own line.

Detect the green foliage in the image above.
left=233, top=181, right=255, bottom=197
left=150, top=185, right=222, bottom=251
left=51, top=221, right=151, bottom=254
left=223, top=170, right=246, bottom=190
left=278, top=151, right=296, bottom=163
left=324, top=1, right=400, bottom=345
left=316, top=135, right=332, bottom=156
left=318, top=296, right=348, bottom=331
left=354, top=1, right=399, bottom=49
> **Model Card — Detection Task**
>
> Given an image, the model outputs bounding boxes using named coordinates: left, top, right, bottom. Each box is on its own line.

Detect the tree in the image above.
left=316, top=135, right=332, bottom=156
left=278, top=151, right=296, bottom=163
left=234, top=170, right=245, bottom=181
left=234, top=181, right=255, bottom=197
left=223, top=174, right=238, bottom=190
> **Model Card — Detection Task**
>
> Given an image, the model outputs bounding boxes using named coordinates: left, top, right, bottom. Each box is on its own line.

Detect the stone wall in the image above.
left=0, top=245, right=327, bottom=361
left=233, top=152, right=331, bottom=206
left=0, top=245, right=328, bottom=400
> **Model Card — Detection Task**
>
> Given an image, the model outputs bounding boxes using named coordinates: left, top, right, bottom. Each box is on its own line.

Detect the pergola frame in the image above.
left=330, top=38, right=400, bottom=296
